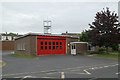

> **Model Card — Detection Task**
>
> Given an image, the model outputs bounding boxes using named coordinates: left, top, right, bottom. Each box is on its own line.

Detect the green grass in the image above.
left=10, top=53, right=36, bottom=59
left=93, top=51, right=119, bottom=60
left=0, top=61, right=6, bottom=68
left=0, top=61, right=3, bottom=67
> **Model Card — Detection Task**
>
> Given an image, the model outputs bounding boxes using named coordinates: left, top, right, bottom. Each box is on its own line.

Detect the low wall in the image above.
left=0, top=40, right=14, bottom=51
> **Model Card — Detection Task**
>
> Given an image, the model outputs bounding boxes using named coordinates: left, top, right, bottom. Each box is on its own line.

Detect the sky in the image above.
left=1, top=0, right=119, bottom=34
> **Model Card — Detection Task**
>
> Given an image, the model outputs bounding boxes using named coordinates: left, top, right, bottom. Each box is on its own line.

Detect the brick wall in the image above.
left=14, top=36, right=36, bottom=55
left=66, top=37, right=78, bottom=54
left=0, top=41, right=14, bottom=51
left=76, top=43, right=88, bottom=55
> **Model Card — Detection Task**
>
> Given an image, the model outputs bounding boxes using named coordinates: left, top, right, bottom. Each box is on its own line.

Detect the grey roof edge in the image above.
left=15, top=33, right=79, bottom=40
left=70, top=42, right=88, bottom=44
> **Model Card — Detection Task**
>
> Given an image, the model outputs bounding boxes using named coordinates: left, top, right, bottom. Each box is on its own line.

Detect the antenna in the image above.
left=43, top=20, right=52, bottom=34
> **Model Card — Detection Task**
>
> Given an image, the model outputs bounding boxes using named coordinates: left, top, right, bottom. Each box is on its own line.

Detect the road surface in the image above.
left=1, top=51, right=119, bottom=79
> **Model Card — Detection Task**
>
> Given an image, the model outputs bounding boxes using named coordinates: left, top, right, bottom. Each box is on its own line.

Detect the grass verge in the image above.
left=92, top=52, right=119, bottom=60
left=0, top=61, right=6, bottom=68
left=9, top=53, right=36, bottom=59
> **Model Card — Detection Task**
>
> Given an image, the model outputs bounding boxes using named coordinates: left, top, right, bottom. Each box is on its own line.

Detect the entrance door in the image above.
left=71, top=44, right=76, bottom=55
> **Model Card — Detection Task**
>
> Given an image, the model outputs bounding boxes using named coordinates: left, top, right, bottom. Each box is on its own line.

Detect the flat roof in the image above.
left=70, top=42, right=88, bottom=44
left=15, top=33, right=79, bottom=40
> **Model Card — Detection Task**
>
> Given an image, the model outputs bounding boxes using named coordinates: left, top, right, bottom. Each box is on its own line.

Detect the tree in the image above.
left=89, top=7, right=120, bottom=51
left=79, top=30, right=90, bottom=42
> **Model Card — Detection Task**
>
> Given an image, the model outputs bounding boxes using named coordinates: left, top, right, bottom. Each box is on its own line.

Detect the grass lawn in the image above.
left=9, top=53, right=36, bottom=59
left=93, top=52, right=119, bottom=60
left=0, top=60, right=6, bottom=68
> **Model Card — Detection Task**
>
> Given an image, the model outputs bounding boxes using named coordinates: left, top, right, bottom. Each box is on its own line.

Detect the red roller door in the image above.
left=37, top=35, right=66, bottom=56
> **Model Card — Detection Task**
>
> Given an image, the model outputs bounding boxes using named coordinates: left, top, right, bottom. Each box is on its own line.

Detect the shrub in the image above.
left=98, top=47, right=106, bottom=54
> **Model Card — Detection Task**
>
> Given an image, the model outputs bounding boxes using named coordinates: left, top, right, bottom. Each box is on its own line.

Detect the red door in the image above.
left=37, top=36, right=66, bottom=56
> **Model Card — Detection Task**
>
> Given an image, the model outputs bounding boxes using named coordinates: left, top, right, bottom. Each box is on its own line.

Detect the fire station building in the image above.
left=14, top=33, right=78, bottom=56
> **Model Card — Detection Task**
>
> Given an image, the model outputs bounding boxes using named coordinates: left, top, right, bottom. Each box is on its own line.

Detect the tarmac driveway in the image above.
left=2, top=52, right=119, bottom=79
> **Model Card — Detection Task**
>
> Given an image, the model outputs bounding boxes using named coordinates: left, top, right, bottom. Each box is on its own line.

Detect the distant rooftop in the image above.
left=61, top=32, right=80, bottom=38
left=0, top=32, right=22, bottom=37
left=0, top=32, right=23, bottom=41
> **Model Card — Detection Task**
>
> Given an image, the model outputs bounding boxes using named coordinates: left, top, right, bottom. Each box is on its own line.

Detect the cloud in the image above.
left=2, top=2, right=118, bottom=34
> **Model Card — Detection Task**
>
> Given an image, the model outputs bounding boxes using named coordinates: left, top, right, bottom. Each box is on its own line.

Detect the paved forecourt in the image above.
left=2, top=52, right=119, bottom=78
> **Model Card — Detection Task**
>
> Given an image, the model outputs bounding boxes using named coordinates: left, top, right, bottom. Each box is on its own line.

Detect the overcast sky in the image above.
left=1, top=1, right=118, bottom=34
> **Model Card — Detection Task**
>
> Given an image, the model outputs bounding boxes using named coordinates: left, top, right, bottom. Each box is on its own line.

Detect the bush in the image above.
left=111, top=44, right=119, bottom=51
left=98, top=47, right=106, bottom=54
left=87, top=51, right=99, bottom=54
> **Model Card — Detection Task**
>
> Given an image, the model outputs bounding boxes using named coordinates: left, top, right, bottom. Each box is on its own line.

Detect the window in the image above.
left=49, top=42, right=51, bottom=45
left=60, top=42, right=62, bottom=45
left=49, top=46, right=51, bottom=49
left=17, top=43, right=25, bottom=50
left=53, top=46, right=55, bottom=50
left=41, top=42, right=43, bottom=45
left=52, top=42, right=55, bottom=45
left=56, top=42, right=58, bottom=45
left=60, top=46, right=62, bottom=49
left=45, top=42, right=47, bottom=45
left=72, top=44, right=75, bottom=49
left=72, top=45, right=74, bottom=49
left=41, top=46, right=43, bottom=50
left=22, top=43, right=25, bottom=50
left=56, top=46, right=58, bottom=49
left=45, top=46, right=47, bottom=49
left=20, top=44, right=22, bottom=50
